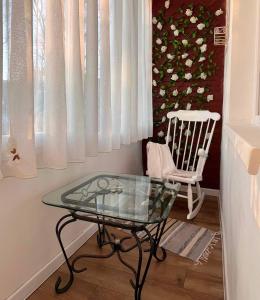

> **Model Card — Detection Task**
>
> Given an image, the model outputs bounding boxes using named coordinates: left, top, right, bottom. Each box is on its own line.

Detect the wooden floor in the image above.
left=29, top=196, right=224, bottom=300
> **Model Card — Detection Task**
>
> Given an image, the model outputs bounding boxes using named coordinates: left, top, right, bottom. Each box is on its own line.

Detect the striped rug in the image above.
left=137, top=218, right=221, bottom=264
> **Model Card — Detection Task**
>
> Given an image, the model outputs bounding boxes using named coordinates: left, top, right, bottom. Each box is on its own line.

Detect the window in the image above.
left=1, top=0, right=153, bottom=178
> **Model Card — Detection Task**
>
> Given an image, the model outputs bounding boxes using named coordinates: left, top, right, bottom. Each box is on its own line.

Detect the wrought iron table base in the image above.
left=55, top=212, right=167, bottom=300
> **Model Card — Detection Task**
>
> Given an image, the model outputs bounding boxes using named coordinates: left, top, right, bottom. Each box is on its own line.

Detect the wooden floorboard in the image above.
left=29, top=196, right=224, bottom=300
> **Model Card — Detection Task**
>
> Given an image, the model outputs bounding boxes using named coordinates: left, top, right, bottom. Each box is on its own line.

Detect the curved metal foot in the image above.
left=55, top=214, right=77, bottom=294
left=153, top=246, right=167, bottom=262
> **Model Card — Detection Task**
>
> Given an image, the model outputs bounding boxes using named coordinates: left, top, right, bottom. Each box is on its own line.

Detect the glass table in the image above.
left=43, top=173, right=180, bottom=300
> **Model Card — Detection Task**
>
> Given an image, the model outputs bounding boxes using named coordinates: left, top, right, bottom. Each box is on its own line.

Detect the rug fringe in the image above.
left=195, top=231, right=221, bottom=265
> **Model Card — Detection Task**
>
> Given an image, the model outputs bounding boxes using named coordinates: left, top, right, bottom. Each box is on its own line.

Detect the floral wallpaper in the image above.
left=142, top=0, right=226, bottom=189
left=152, top=1, right=224, bottom=142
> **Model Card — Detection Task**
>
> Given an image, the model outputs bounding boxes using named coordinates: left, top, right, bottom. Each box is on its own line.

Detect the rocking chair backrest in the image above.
left=166, top=110, right=221, bottom=175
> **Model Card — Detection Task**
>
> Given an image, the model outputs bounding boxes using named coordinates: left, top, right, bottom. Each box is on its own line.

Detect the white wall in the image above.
left=221, top=133, right=260, bottom=300
left=221, top=0, right=260, bottom=299
left=0, top=143, right=143, bottom=300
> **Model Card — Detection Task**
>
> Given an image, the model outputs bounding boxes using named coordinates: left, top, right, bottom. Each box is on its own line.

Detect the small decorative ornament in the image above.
left=215, top=8, right=224, bottom=16
left=214, top=27, right=227, bottom=45
left=157, top=22, right=163, bottom=30
left=165, top=0, right=170, bottom=9
left=174, top=103, right=179, bottom=109
left=167, top=68, right=174, bottom=73
left=182, top=39, right=188, bottom=46
left=200, top=44, right=207, bottom=53
left=174, top=29, right=179, bottom=36
left=171, top=74, right=178, bottom=81
left=152, top=80, right=157, bottom=87
left=200, top=72, right=207, bottom=80
left=159, top=89, right=166, bottom=96
left=196, top=38, right=204, bottom=45
left=186, top=87, right=192, bottom=94
left=153, top=67, right=159, bottom=74
left=160, top=103, right=166, bottom=109
left=185, top=9, right=193, bottom=17
left=184, top=73, right=192, bottom=80
left=161, top=46, right=167, bottom=53
left=170, top=24, right=176, bottom=31
left=207, top=94, right=214, bottom=102
left=156, top=38, right=162, bottom=45
left=197, top=23, right=205, bottom=30
left=172, top=89, right=178, bottom=96
left=158, top=130, right=164, bottom=137
left=185, top=59, right=193, bottom=67
left=152, top=17, right=157, bottom=24
left=182, top=53, right=189, bottom=59
left=190, top=16, right=198, bottom=24
left=199, top=56, right=206, bottom=62
left=167, top=53, right=174, bottom=60
left=197, top=87, right=205, bottom=94
left=186, top=103, right=192, bottom=110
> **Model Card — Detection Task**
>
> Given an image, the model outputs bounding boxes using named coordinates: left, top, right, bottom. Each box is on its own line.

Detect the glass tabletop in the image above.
left=42, top=173, right=180, bottom=224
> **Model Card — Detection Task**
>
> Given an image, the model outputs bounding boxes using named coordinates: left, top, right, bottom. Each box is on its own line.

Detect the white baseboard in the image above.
left=7, top=223, right=98, bottom=300
left=180, top=185, right=220, bottom=197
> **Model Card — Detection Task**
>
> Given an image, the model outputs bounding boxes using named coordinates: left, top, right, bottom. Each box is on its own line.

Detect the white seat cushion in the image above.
left=164, top=170, right=202, bottom=184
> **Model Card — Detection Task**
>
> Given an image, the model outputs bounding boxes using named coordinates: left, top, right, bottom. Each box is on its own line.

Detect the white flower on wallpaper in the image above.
left=185, top=129, right=192, bottom=136
left=200, top=44, right=207, bottom=53
left=152, top=17, right=157, bottom=24
left=174, top=103, right=179, bottom=109
left=197, top=23, right=205, bottom=30
left=174, top=29, right=179, bottom=37
left=166, top=135, right=172, bottom=142
left=160, top=103, right=166, bottom=109
left=153, top=67, right=159, bottom=74
left=158, top=130, right=164, bottom=137
left=185, top=59, right=193, bottom=67
left=153, top=80, right=157, bottom=87
left=200, top=72, right=207, bottom=80
left=197, top=87, right=205, bottom=94
left=170, top=24, right=176, bottom=31
left=182, top=39, right=188, bottom=46
left=179, top=123, right=185, bottom=130
left=172, top=89, right=178, bottom=96
left=156, top=38, right=162, bottom=45
left=185, top=9, right=193, bottom=17
left=167, top=68, right=174, bottom=73
left=165, top=0, right=170, bottom=9
left=167, top=53, right=175, bottom=60
left=162, top=116, right=166, bottom=123
left=186, top=103, right=192, bottom=110
left=190, top=16, right=198, bottom=24
left=182, top=53, right=189, bottom=59
left=199, top=56, right=206, bottom=62
left=171, top=74, right=178, bottom=81
left=196, top=38, right=204, bottom=45
left=157, top=22, right=163, bottom=30
left=186, top=87, right=192, bottom=94
left=215, top=9, right=224, bottom=16
left=207, top=94, right=214, bottom=102
left=184, top=73, right=192, bottom=80
left=161, top=46, right=167, bottom=53
left=159, top=89, right=166, bottom=96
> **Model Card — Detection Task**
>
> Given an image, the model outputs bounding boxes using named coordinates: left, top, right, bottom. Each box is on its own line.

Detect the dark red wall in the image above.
left=144, top=0, right=225, bottom=189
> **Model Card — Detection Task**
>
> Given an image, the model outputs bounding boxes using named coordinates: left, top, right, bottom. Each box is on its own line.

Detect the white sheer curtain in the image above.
left=1, top=0, right=153, bottom=178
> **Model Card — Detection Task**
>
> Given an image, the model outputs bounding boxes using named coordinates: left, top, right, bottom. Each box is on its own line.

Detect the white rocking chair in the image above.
left=164, top=110, right=221, bottom=219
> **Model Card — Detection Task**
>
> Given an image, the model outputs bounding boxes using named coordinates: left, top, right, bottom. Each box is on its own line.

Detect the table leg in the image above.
left=153, top=219, right=167, bottom=262
left=55, top=214, right=78, bottom=293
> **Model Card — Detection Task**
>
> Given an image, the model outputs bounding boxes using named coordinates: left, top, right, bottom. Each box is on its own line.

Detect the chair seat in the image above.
left=164, top=170, right=202, bottom=184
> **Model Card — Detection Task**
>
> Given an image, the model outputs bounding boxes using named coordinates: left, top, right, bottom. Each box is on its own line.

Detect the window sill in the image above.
left=224, top=123, right=260, bottom=175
